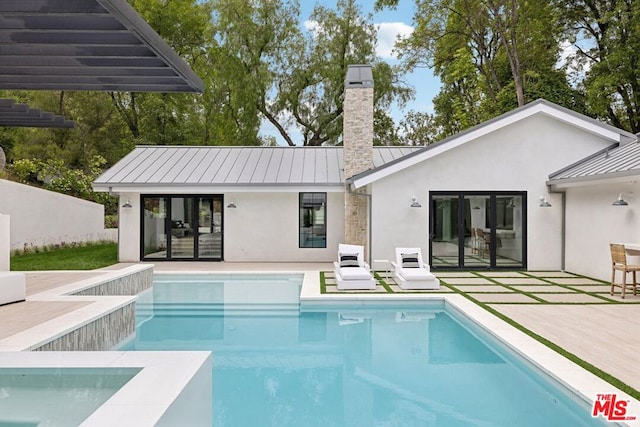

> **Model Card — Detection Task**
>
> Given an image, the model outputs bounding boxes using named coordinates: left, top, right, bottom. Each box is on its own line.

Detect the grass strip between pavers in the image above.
left=469, top=273, right=549, bottom=304
left=373, top=272, right=394, bottom=292
left=521, top=271, right=634, bottom=304
left=319, top=271, right=327, bottom=294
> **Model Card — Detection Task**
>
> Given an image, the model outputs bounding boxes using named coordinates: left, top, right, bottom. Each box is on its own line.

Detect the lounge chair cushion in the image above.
left=339, top=253, right=360, bottom=268
left=401, top=252, right=420, bottom=268
left=398, top=268, right=436, bottom=281
left=339, top=266, right=373, bottom=281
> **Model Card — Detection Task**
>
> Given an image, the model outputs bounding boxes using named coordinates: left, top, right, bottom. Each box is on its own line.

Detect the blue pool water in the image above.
left=120, top=274, right=612, bottom=427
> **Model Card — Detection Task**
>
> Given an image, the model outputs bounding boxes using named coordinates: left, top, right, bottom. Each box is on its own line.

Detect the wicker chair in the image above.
left=610, top=243, right=640, bottom=298
left=480, top=230, right=491, bottom=258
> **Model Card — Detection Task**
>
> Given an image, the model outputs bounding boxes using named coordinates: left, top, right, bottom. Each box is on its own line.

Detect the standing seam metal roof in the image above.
left=548, top=140, right=640, bottom=184
left=94, top=145, right=420, bottom=188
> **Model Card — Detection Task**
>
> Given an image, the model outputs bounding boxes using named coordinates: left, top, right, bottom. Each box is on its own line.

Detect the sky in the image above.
left=261, top=0, right=442, bottom=145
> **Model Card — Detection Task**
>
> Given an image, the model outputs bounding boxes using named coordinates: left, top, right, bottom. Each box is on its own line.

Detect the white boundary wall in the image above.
left=0, top=215, right=8, bottom=270
left=0, top=179, right=115, bottom=251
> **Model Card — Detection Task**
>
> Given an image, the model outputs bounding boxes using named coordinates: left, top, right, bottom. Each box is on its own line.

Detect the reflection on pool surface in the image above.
left=120, top=274, right=612, bottom=426
left=0, top=368, right=140, bottom=426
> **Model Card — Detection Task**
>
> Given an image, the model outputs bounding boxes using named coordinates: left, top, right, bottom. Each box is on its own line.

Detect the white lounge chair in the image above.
left=391, top=247, right=440, bottom=290
left=0, top=272, right=26, bottom=305
left=333, top=243, right=376, bottom=290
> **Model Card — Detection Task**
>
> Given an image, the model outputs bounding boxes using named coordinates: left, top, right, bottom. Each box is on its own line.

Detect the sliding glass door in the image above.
left=430, top=192, right=526, bottom=270
left=197, top=197, right=222, bottom=259
left=430, top=195, right=461, bottom=269
left=142, top=195, right=223, bottom=261
left=171, top=197, right=195, bottom=259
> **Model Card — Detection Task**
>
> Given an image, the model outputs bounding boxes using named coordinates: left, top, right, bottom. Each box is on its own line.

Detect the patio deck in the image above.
left=2, top=264, right=639, bottom=398
left=0, top=270, right=114, bottom=342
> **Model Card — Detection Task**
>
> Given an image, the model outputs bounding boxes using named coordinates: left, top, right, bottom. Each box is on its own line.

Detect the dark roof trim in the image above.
left=97, top=0, right=204, bottom=92
left=0, top=98, right=75, bottom=128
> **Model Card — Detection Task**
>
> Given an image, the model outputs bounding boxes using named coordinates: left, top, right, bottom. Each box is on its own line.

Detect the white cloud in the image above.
left=304, top=19, right=413, bottom=60
left=558, top=40, right=582, bottom=71
left=557, top=39, right=593, bottom=87
left=375, top=22, right=413, bottom=59
left=304, top=20, right=320, bottom=36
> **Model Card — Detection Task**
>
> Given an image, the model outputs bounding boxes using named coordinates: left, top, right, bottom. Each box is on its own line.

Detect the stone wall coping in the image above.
left=0, top=294, right=136, bottom=351
left=29, top=264, right=153, bottom=298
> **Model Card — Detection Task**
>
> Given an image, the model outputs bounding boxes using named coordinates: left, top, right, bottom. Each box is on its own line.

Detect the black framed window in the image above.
left=299, top=193, right=327, bottom=248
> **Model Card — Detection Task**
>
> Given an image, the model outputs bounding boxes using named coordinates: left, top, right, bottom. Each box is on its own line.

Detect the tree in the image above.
left=376, top=0, right=576, bottom=137
left=282, top=0, right=411, bottom=146
left=0, top=89, right=134, bottom=168
left=209, top=0, right=304, bottom=145
left=211, top=0, right=411, bottom=146
left=109, top=0, right=215, bottom=145
left=560, top=0, right=640, bottom=132
left=398, top=110, right=438, bottom=146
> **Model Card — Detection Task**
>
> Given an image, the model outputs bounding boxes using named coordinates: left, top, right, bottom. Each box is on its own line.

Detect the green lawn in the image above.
left=10, top=242, right=118, bottom=271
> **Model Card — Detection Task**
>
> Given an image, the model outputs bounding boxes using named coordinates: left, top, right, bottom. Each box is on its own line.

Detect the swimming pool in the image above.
left=120, top=273, right=615, bottom=426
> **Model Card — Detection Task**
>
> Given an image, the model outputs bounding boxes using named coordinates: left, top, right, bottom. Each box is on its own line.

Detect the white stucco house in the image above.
left=93, top=65, right=640, bottom=281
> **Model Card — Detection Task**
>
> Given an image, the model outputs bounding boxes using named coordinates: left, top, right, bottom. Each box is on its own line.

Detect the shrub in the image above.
left=10, top=159, right=40, bottom=184
left=105, top=214, right=119, bottom=228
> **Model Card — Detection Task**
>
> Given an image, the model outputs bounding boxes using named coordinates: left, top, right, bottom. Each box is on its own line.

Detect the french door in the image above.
left=141, top=195, right=223, bottom=261
left=429, top=192, right=526, bottom=270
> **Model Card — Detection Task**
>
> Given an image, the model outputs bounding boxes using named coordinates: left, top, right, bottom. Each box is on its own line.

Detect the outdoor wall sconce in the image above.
left=539, top=196, right=551, bottom=207
left=122, top=200, right=132, bottom=208
left=227, top=201, right=237, bottom=208
left=410, top=196, right=422, bottom=208
left=612, top=193, right=630, bottom=206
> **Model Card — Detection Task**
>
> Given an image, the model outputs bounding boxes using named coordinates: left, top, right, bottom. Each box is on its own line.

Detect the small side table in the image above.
left=373, top=259, right=391, bottom=279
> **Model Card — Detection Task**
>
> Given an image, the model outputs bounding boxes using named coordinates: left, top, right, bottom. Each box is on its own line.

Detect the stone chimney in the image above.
left=343, top=64, right=374, bottom=252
